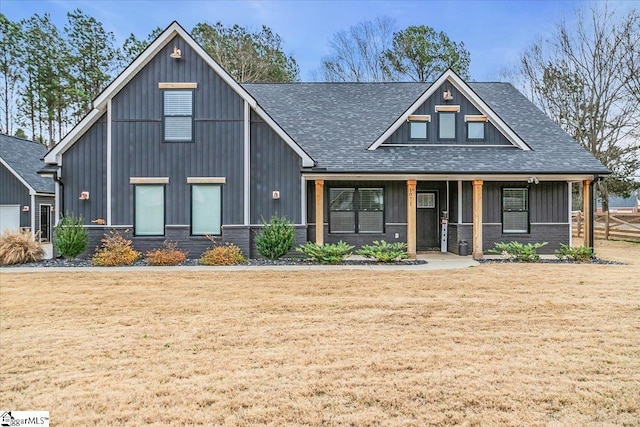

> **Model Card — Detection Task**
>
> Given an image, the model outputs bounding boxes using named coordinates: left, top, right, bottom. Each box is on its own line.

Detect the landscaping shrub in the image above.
left=0, top=229, right=44, bottom=265
left=92, top=230, right=141, bottom=266
left=199, top=243, right=246, bottom=266
left=296, top=241, right=354, bottom=264
left=488, top=241, right=548, bottom=262
left=555, top=243, right=593, bottom=262
left=145, top=241, right=188, bottom=266
left=54, top=213, right=88, bottom=258
left=255, top=215, right=295, bottom=260
left=356, top=240, right=409, bottom=263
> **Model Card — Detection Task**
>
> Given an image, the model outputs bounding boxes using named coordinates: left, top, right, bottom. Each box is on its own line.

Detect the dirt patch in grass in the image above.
left=1, top=240, right=639, bottom=426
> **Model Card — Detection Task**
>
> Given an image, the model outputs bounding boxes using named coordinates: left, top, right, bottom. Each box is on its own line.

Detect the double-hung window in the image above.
left=164, top=90, right=193, bottom=142
left=329, top=187, right=384, bottom=233
left=502, top=188, right=529, bottom=233
left=134, top=185, right=165, bottom=236
left=191, top=184, right=222, bottom=235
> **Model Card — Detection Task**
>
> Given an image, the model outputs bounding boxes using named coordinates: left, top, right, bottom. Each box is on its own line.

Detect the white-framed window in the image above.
left=438, top=112, right=456, bottom=140
left=191, top=184, right=222, bottom=235
left=134, top=185, right=165, bottom=236
left=417, top=193, right=436, bottom=208
left=329, top=187, right=384, bottom=233
left=164, top=90, right=193, bottom=142
left=502, top=188, right=529, bottom=233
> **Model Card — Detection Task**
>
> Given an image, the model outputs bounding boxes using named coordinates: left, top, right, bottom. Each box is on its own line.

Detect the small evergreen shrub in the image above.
left=92, top=230, right=141, bottom=266
left=0, top=229, right=45, bottom=265
left=199, top=243, right=246, bottom=265
left=145, top=241, right=188, bottom=266
left=54, top=213, right=89, bottom=258
left=488, top=241, right=548, bottom=262
left=356, top=240, right=409, bottom=263
left=296, top=241, right=354, bottom=264
left=555, top=244, right=593, bottom=262
left=255, top=215, right=295, bottom=260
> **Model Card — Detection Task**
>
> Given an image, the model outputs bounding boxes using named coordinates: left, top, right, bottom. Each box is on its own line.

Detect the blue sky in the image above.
left=0, top=0, right=633, bottom=81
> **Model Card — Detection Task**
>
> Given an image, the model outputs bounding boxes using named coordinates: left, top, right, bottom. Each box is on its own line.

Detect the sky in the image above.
left=0, top=0, right=636, bottom=81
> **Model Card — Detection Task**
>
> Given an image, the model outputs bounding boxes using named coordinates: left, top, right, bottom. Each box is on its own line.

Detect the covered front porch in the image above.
left=305, top=175, right=596, bottom=259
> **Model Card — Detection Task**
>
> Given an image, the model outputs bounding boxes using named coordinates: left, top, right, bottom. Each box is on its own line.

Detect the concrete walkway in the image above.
left=1, top=253, right=478, bottom=273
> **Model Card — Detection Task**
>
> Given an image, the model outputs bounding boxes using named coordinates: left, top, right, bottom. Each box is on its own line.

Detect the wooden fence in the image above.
left=572, top=211, right=640, bottom=242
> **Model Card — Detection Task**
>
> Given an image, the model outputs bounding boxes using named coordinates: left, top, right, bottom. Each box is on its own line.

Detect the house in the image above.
left=41, top=22, right=608, bottom=259
left=0, top=133, right=55, bottom=241
left=597, top=192, right=639, bottom=213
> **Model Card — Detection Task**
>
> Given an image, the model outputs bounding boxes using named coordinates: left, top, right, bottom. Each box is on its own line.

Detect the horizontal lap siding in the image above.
left=110, top=35, right=244, bottom=226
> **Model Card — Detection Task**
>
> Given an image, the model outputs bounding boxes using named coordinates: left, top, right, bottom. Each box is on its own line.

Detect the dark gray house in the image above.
left=1, top=133, right=55, bottom=240
left=42, top=22, right=608, bottom=259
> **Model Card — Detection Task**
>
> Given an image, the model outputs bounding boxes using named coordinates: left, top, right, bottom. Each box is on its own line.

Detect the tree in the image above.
left=191, top=22, right=299, bottom=82
left=383, top=25, right=470, bottom=82
left=65, top=9, right=119, bottom=121
left=514, top=5, right=640, bottom=210
left=0, top=14, right=22, bottom=135
left=118, top=27, right=163, bottom=68
left=320, top=16, right=397, bottom=82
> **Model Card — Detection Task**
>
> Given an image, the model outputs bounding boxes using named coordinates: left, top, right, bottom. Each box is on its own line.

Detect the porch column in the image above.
left=315, top=180, right=324, bottom=246
left=582, top=179, right=593, bottom=248
left=472, top=180, right=483, bottom=259
left=407, top=180, right=417, bottom=258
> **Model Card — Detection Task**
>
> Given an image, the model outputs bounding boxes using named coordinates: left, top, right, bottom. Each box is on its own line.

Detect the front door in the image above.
left=416, top=191, right=439, bottom=250
left=39, top=205, right=51, bottom=241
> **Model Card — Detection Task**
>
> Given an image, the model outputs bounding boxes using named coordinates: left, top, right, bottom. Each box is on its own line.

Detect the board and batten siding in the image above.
left=61, top=116, right=107, bottom=224
left=250, top=110, right=302, bottom=224
left=0, top=163, right=30, bottom=227
left=384, top=81, right=512, bottom=146
left=107, top=34, right=245, bottom=226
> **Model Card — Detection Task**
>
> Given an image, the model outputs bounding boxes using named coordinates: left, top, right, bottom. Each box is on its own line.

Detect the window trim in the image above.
left=133, top=184, right=166, bottom=237
left=438, top=112, right=457, bottom=141
left=501, top=186, right=530, bottom=234
left=163, top=89, right=194, bottom=143
left=190, top=184, right=223, bottom=236
left=466, top=121, right=486, bottom=141
left=328, top=186, right=385, bottom=234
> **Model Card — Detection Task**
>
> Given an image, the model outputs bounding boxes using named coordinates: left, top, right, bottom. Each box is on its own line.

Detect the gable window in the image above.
left=191, top=184, right=222, bottom=235
left=134, top=185, right=165, bottom=236
left=438, top=112, right=456, bottom=140
left=467, top=122, right=485, bottom=140
left=164, top=90, right=193, bottom=142
left=329, top=187, right=384, bottom=233
left=502, top=188, right=529, bottom=233
left=410, top=122, right=428, bottom=140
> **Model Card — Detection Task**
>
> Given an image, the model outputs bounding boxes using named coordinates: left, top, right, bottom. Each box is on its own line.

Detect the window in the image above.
left=502, top=188, right=529, bottom=233
left=467, top=122, right=485, bottom=140
left=329, top=187, right=384, bottom=233
left=191, top=185, right=222, bottom=235
left=417, top=193, right=436, bottom=208
left=438, top=112, right=456, bottom=139
left=410, top=122, right=428, bottom=140
left=134, top=185, right=165, bottom=236
left=164, top=90, right=193, bottom=142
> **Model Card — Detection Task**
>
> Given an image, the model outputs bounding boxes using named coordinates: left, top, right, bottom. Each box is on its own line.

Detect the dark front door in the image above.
left=416, top=191, right=439, bottom=250
left=39, top=205, right=51, bottom=242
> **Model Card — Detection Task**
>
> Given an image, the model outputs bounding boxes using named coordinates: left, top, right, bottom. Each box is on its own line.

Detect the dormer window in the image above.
left=435, top=105, right=459, bottom=141
left=465, top=115, right=487, bottom=141
left=408, top=115, right=431, bottom=140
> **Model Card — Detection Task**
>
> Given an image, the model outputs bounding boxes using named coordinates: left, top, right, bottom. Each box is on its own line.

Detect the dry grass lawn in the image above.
left=1, top=239, right=639, bottom=426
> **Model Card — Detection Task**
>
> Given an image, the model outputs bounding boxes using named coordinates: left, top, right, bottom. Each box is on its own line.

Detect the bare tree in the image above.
left=512, top=5, right=640, bottom=210
left=320, top=16, right=397, bottom=82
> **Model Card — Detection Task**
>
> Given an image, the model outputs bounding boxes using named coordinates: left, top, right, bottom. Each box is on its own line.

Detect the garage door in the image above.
left=0, top=205, right=21, bottom=233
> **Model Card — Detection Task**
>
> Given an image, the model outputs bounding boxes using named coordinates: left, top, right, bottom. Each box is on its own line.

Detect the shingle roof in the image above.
left=242, top=82, right=609, bottom=175
left=0, top=133, right=54, bottom=193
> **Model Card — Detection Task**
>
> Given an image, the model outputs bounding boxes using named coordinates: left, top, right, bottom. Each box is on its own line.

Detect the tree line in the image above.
left=1, top=5, right=638, bottom=200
